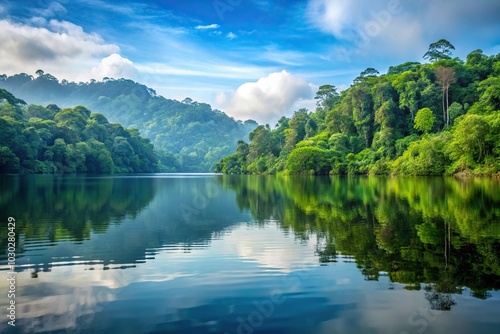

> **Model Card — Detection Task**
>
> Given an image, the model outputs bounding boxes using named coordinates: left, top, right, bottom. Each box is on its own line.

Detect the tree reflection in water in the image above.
left=219, top=175, right=500, bottom=305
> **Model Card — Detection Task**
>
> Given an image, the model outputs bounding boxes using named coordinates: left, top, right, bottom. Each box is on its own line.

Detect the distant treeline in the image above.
left=0, top=72, right=257, bottom=172
left=0, top=89, right=158, bottom=173
left=215, top=40, right=500, bottom=176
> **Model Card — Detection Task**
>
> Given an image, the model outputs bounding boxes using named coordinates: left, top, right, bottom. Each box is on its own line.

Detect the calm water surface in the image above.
left=0, top=174, right=499, bottom=334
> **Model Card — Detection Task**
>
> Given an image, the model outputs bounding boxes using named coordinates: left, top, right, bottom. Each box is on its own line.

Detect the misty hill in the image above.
left=0, top=72, right=258, bottom=172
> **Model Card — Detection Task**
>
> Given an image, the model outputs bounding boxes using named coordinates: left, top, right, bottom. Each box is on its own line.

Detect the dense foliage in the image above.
left=0, top=74, right=257, bottom=172
left=0, top=89, right=158, bottom=173
left=215, top=42, right=500, bottom=176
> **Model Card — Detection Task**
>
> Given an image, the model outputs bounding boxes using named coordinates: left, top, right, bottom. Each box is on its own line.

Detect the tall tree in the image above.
left=465, top=49, right=493, bottom=81
left=435, top=67, right=456, bottom=127
left=354, top=68, right=380, bottom=84
left=391, top=71, right=419, bottom=122
left=247, top=125, right=273, bottom=162
left=315, top=84, right=340, bottom=111
left=423, top=39, right=455, bottom=62
left=350, top=85, right=375, bottom=148
left=373, top=99, right=399, bottom=157
left=360, top=68, right=380, bottom=77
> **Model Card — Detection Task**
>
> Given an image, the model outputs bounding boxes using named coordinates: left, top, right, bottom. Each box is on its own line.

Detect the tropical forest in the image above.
left=215, top=40, right=500, bottom=176
left=0, top=73, right=257, bottom=173
left=1, top=0, right=500, bottom=331
left=1, top=40, right=499, bottom=176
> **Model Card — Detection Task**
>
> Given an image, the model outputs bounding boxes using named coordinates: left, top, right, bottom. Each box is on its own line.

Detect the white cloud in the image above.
left=307, top=0, right=500, bottom=62
left=226, top=32, right=237, bottom=39
left=217, top=70, right=315, bottom=125
left=91, top=53, right=140, bottom=80
left=221, top=223, right=319, bottom=272
left=307, top=0, right=424, bottom=58
left=307, top=0, right=354, bottom=38
left=0, top=19, right=119, bottom=81
left=195, top=23, right=220, bottom=30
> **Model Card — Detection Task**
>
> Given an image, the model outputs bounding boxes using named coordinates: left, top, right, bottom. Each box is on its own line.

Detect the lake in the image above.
left=1, top=174, right=499, bottom=334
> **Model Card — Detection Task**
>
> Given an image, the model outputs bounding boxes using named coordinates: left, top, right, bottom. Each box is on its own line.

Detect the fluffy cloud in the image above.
left=91, top=53, right=139, bottom=80
left=0, top=19, right=119, bottom=80
left=217, top=70, right=315, bottom=125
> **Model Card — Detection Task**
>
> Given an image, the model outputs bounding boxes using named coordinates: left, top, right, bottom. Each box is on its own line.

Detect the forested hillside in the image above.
left=0, top=89, right=158, bottom=173
left=0, top=74, right=257, bottom=172
left=215, top=40, right=500, bottom=176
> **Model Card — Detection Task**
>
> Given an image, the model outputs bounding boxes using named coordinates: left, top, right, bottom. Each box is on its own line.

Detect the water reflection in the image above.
left=0, top=174, right=255, bottom=333
left=219, top=175, right=500, bottom=303
left=0, top=174, right=156, bottom=241
left=0, top=175, right=499, bottom=333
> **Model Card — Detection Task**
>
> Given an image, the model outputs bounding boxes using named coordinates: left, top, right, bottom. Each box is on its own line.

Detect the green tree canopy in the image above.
left=0, top=91, right=160, bottom=174
left=423, top=39, right=456, bottom=62
left=0, top=88, right=26, bottom=106
left=414, top=108, right=436, bottom=133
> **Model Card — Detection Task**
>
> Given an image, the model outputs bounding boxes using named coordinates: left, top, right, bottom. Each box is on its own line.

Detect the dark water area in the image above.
left=1, top=174, right=499, bottom=334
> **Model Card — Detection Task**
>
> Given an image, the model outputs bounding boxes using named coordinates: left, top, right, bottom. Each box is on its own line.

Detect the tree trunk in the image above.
left=442, top=88, right=446, bottom=128
left=445, top=85, right=450, bottom=126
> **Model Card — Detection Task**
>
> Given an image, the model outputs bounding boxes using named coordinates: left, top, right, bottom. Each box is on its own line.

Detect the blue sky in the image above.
left=1, top=0, right=500, bottom=124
